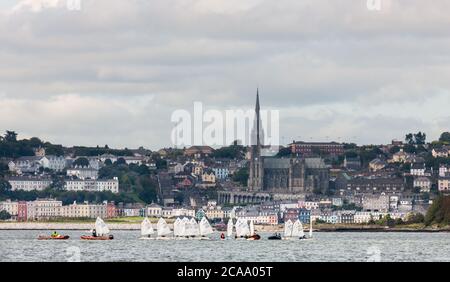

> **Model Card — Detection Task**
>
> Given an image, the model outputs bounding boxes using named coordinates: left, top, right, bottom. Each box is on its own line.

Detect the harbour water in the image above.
left=0, top=230, right=449, bottom=262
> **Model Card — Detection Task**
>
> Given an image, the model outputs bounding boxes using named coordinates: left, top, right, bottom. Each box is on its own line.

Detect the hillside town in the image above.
left=1, top=97, right=450, bottom=227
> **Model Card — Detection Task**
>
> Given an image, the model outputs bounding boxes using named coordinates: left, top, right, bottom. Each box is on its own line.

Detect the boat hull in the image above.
left=38, top=235, right=70, bottom=240
left=246, top=234, right=261, bottom=241
left=81, top=235, right=114, bottom=240
left=155, top=236, right=172, bottom=240
left=139, top=237, right=155, bottom=240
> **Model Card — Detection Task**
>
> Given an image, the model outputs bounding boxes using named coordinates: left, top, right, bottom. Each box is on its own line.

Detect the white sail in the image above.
left=190, top=218, right=200, bottom=237
left=199, top=217, right=213, bottom=236
left=236, top=218, right=250, bottom=237
left=227, top=219, right=233, bottom=237
left=173, top=218, right=181, bottom=237
left=292, top=220, right=302, bottom=237
left=299, top=220, right=305, bottom=238
left=284, top=219, right=293, bottom=237
left=95, top=217, right=109, bottom=236
left=309, top=216, right=313, bottom=238
left=249, top=220, right=255, bottom=236
left=141, top=217, right=154, bottom=236
left=179, top=217, right=189, bottom=237
left=235, top=218, right=243, bottom=237
left=157, top=217, right=172, bottom=236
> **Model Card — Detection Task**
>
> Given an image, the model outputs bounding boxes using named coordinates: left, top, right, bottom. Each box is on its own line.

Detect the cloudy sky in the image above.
left=0, top=0, right=449, bottom=149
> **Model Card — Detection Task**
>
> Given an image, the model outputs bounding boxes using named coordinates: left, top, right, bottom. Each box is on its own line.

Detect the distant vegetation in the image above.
left=232, top=167, right=249, bottom=187
left=211, top=143, right=246, bottom=159
left=425, top=195, right=450, bottom=226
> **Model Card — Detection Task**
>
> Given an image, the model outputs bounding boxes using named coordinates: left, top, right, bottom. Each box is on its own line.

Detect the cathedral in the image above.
left=248, top=90, right=329, bottom=194
left=217, top=90, right=329, bottom=205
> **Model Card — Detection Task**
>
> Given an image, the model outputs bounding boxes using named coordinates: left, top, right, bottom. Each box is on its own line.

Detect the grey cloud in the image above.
left=0, top=0, right=449, bottom=148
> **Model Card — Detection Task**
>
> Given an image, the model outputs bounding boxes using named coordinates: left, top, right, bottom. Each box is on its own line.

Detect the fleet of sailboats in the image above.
left=75, top=216, right=315, bottom=241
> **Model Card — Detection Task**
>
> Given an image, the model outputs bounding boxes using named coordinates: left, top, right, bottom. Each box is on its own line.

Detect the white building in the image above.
left=212, top=167, right=229, bottom=180
left=362, top=194, right=390, bottom=212
left=298, top=201, right=320, bottom=210
left=172, top=207, right=196, bottom=218
left=8, top=177, right=52, bottom=191
left=410, top=163, right=426, bottom=176
left=438, top=177, right=450, bottom=192
left=161, top=208, right=174, bottom=218
left=29, top=199, right=62, bottom=220
left=439, top=165, right=449, bottom=177
left=64, top=177, right=119, bottom=193
left=66, top=167, right=99, bottom=180
left=0, top=200, right=18, bottom=218
left=413, top=177, right=432, bottom=193
left=354, top=212, right=386, bottom=224
left=146, top=203, right=162, bottom=217
left=59, top=201, right=110, bottom=219
left=9, top=156, right=49, bottom=174
left=46, top=155, right=67, bottom=171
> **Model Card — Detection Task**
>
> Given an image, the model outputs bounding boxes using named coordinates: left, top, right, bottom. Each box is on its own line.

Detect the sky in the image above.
left=0, top=0, right=449, bottom=150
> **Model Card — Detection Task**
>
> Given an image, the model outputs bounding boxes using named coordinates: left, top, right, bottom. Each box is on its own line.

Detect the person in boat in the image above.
left=51, top=231, right=60, bottom=238
left=220, top=233, right=225, bottom=240
left=92, top=229, right=97, bottom=237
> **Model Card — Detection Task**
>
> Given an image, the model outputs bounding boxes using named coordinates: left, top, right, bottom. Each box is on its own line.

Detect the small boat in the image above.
left=81, top=217, right=114, bottom=240
left=38, top=235, right=70, bottom=240
left=199, top=217, right=213, bottom=240
left=214, top=221, right=227, bottom=232
left=268, top=233, right=282, bottom=240
left=282, top=219, right=294, bottom=240
left=139, top=217, right=155, bottom=240
left=235, top=218, right=249, bottom=239
left=80, top=235, right=114, bottom=240
left=246, top=220, right=260, bottom=240
left=156, top=217, right=172, bottom=239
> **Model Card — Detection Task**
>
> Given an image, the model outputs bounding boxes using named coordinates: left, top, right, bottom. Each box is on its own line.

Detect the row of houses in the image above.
left=0, top=199, right=116, bottom=221
left=8, top=153, right=152, bottom=175
left=7, top=176, right=120, bottom=193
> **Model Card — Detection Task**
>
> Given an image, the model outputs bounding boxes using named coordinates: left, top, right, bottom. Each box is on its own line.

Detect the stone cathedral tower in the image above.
left=248, top=89, right=264, bottom=191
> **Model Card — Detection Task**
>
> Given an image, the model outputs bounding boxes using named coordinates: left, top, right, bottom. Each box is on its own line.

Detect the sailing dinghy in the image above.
left=246, top=220, right=261, bottom=240
left=139, top=217, right=155, bottom=239
left=282, top=219, right=293, bottom=240
left=81, top=217, right=114, bottom=240
left=199, top=217, right=213, bottom=240
left=226, top=219, right=233, bottom=239
left=156, top=217, right=172, bottom=240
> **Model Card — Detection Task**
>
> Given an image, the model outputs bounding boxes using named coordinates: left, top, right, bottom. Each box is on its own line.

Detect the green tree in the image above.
left=232, top=167, right=249, bottom=187
left=405, top=133, right=414, bottom=145
left=439, top=132, right=450, bottom=144
left=276, top=147, right=292, bottom=158
left=4, top=131, right=18, bottom=142
left=414, top=132, right=426, bottom=145
left=0, top=210, right=11, bottom=220
left=73, top=157, right=90, bottom=167
left=424, top=195, right=450, bottom=225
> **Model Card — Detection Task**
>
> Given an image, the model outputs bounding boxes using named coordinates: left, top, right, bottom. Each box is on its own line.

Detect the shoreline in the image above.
left=0, top=222, right=449, bottom=232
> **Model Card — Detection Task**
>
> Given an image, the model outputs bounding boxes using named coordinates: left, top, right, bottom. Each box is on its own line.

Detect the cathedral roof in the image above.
left=263, top=158, right=291, bottom=169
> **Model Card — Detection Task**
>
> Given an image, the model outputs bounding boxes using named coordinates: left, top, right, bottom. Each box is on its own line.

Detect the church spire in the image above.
left=255, top=88, right=261, bottom=146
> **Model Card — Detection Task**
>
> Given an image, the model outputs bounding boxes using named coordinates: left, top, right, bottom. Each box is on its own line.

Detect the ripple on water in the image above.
left=0, top=230, right=449, bottom=262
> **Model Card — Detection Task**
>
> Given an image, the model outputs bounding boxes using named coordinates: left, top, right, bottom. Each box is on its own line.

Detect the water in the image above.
left=0, top=230, right=449, bottom=262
